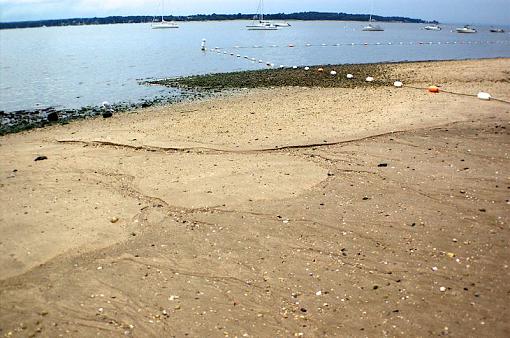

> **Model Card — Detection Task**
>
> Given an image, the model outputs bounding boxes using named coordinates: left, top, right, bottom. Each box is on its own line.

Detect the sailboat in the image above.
left=362, top=14, right=384, bottom=31
left=151, top=0, right=179, bottom=29
left=246, top=0, right=278, bottom=30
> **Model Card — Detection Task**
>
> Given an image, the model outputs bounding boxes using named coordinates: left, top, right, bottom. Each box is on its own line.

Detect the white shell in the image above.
left=477, top=92, right=491, bottom=100
left=304, top=67, right=310, bottom=71
left=366, top=77, right=374, bottom=82
left=346, top=74, right=354, bottom=79
left=394, top=81, right=403, bottom=88
left=330, top=71, right=337, bottom=75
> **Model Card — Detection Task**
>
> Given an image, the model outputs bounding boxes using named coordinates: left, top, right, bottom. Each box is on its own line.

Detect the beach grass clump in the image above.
left=150, top=63, right=394, bottom=90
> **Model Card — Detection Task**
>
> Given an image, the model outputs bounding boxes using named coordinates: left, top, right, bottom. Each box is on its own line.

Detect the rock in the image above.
left=34, top=156, right=48, bottom=161
left=110, top=217, right=119, bottom=223
left=102, top=111, right=113, bottom=118
left=47, top=111, right=59, bottom=122
left=378, top=163, right=388, bottom=167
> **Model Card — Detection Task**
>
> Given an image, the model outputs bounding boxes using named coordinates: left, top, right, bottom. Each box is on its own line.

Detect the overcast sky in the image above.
left=0, top=0, right=509, bottom=24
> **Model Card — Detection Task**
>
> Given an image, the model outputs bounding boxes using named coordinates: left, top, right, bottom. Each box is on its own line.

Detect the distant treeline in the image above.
left=0, top=12, right=434, bottom=30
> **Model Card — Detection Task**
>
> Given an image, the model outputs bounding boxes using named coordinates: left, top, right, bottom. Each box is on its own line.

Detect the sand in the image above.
left=1, top=59, right=509, bottom=337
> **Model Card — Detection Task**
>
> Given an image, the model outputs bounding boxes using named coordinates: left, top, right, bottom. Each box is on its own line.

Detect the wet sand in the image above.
left=1, top=59, right=509, bottom=337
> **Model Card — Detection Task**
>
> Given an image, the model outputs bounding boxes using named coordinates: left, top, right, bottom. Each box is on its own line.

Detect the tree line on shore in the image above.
left=0, top=12, right=433, bottom=30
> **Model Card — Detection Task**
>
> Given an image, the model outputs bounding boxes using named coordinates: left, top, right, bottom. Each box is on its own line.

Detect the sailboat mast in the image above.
left=260, top=0, right=264, bottom=22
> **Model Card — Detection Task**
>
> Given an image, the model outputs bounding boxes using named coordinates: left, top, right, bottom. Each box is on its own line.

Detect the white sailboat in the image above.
left=246, top=0, right=278, bottom=30
left=362, top=15, right=384, bottom=31
left=151, top=0, right=179, bottom=29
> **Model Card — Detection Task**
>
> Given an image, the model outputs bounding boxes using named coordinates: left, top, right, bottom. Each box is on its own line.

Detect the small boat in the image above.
left=424, top=25, right=442, bottom=31
left=247, top=22, right=278, bottom=30
left=246, top=0, right=278, bottom=30
left=456, top=25, right=477, bottom=33
left=490, top=28, right=505, bottom=33
left=151, top=1, right=179, bottom=29
left=362, top=15, right=384, bottom=31
left=152, top=20, right=179, bottom=29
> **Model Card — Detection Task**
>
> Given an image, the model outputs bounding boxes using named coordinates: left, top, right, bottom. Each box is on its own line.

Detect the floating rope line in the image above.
left=204, top=38, right=510, bottom=69
left=226, top=40, right=509, bottom=49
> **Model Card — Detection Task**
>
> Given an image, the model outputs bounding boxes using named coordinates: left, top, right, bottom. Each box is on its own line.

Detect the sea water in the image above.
left=1, top=20, right=509, bottom=112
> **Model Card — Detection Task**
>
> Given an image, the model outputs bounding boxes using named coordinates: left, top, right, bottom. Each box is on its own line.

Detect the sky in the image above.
left=0, top=0, right=509, bottom=25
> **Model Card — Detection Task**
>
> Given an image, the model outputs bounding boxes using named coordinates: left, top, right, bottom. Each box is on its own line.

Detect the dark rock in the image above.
left=34, top=156, right=48, bottom=161
left=47, top=112, right=59, bottom=122
left=378, top=163, right=388, bottom=167
left=102, top=111, right=113, bottom=118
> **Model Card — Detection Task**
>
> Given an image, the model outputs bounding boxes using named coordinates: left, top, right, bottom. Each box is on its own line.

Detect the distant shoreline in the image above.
left=0, top=12, right=433, bottom=30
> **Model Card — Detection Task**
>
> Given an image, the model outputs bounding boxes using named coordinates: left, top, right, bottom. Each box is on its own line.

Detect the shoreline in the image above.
left=1, top=58, right=509, bottom=336
left=2, top=57, right=509, bottom=136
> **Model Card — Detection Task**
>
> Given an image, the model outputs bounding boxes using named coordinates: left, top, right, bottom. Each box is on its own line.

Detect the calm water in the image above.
left=1, top=21, right=509, bottom=112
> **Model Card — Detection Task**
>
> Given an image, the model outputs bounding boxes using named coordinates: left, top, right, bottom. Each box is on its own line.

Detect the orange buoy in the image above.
left=428, top=86, right=440, bottom=93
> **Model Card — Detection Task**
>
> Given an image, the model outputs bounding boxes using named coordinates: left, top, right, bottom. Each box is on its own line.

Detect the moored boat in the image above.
left=424, top=25, right=442, bottom=31
left=456, top=25, right=477, bottom=33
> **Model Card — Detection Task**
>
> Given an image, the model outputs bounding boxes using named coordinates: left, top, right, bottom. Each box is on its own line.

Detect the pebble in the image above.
left=110, top=217, right=119, bottom=223
left=316, top=291, right=322, bottom=296
left=439, top=286, right=447, bottom=292
left=432, top=266, right=438, bottom=271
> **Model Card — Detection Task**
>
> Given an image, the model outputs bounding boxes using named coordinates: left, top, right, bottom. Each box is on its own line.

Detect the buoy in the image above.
left=477, top=92, right=491, bottom=101
left=258, top=60, right=263, bottom=63
left=428, top=86, right=440, bottom=93
left=330, top=71, right=337, bottom=76
left=288, top=44, right=294, bottom=47
left=366, top=77, right=374, bottom=82
left=393, top=81, right=403, bottom=88
left=200, top=38, right=206, bottom=51
left=347, top=74, right=354, bottom=79
left=304, top=66, right=310, bottom=71
left=318, top=68, right=324, bottom=73
left=236, top=54, right=241, bottom=58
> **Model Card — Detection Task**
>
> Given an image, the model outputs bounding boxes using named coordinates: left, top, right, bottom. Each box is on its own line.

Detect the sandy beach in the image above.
left=1, top=58, right=509, bottom=337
